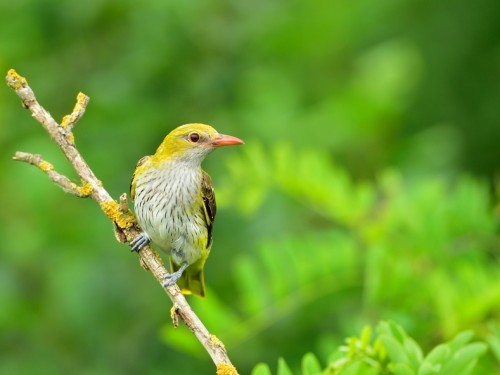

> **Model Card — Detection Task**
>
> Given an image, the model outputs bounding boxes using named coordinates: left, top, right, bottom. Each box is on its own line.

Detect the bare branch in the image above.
left=13, top=151, right=92, bottom=197
left=119, top=193, right=131, bottom=215
left=6, top=69, right=238, bottom=374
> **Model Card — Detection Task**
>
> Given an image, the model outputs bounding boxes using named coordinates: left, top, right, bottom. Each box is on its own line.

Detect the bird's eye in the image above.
left=189, top=133, right=200, bottom=143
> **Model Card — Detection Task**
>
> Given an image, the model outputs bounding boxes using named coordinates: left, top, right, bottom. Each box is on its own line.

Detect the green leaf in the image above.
left=447, top=331, right=474, bottom=352
left=391, top=363, right=416, bottom=375
left=377, top=322, right=422, bottom=371
left=423, top=344, right=450, bottom=365
left=403, top=336, right=423, bottom=369
left=486, top=323, right=500, bottom=363
left=302, top=353, right=322, bottom=375
left=347, top=336, right=358, bottom=356
left=340, top=361, right=381, bottom=375
left=360, top=325, right=372, bottom=349
left=277, top=357, right=293, bottom=375
left=440, top=343, right=488, bottom=375
left=252, top=363, right=273, bottom=375
left=417, top=361, right=440, bottom=375
left=379, top=334, right=408, bottom=364
left=449, top=330, right=474, bottom=352
left=373, top=338, right=387, bottom=360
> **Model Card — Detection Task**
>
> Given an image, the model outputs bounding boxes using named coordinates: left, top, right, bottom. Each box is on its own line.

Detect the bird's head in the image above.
left=153, top=123, right=244, bottom=164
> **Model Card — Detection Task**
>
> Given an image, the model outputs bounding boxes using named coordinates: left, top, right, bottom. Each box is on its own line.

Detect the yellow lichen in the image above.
left=68, top=132, right=75, bottom=144
left=6, top=69, right=28, bottom=89
left=170, top=305, right=179, bottom=327
left=60, top=92, right=88, bottom=128
left=216, top=363, right=238, bottom=375
left=210, top=335, right=226, bottom=350
left=100, top=200, right=120, bottom=220
left=38, top=160, right=54, bottom=172
left=76, top=92, right=88, bottom=108
left=77, top=182, right=93, bottom=197
left=60, top=114, right=71, bottom=128
left=100, top=200, right=135, bottom=229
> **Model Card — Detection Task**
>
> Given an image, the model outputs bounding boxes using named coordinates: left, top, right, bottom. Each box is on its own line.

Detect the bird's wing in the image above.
left=201, top=170, right=216, bottom=249
left=130, top=155, right=152, bottom=201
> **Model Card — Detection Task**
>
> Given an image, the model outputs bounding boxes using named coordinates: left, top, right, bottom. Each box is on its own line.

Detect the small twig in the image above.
left=119, top=193, right=130, bottom=215
left=6, top=69, right=237, bottom=374
left=13, top=151, right=92, bottom=197
left=60, top=92, right=89, bottom=133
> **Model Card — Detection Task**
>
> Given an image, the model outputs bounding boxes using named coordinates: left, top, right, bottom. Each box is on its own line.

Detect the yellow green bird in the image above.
left=129, top=123, right=244, bottom=297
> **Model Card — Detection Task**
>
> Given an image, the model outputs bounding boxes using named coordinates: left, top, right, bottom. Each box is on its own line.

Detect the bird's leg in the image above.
left=162, top=261, right=189, bottom=287
left=130, top=232, right=150, bottom=252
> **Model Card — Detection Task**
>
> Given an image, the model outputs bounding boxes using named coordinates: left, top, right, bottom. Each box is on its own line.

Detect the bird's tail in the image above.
left=170, top=258, right=206, bottom=298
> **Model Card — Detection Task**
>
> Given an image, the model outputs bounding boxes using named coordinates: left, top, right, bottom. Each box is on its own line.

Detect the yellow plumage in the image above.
left=130, top=124, right=243, bottom=297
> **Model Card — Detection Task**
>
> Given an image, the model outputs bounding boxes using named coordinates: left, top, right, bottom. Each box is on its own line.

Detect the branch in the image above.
left=6, top=69, right=237, bottom=375
left=13, top=151, right=93, bottom=197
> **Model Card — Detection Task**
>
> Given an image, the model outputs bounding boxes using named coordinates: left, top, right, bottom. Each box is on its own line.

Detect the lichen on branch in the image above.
left=12, top=151, right=92, bottom=197
left=100, top=199, right=135, bottom=230
left=61, top=92, right=89, bottom=132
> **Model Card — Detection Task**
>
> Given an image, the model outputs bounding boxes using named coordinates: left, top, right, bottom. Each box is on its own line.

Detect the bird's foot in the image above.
left=130, top=232, right=150, bottom=252
left=162, top=262, right=189, bottom=287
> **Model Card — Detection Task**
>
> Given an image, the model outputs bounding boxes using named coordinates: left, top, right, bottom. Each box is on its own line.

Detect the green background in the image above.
left=1, top=0, right=499, bottom=374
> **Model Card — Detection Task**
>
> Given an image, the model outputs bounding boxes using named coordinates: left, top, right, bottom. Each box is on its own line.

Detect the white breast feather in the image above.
left=133, top=160, right=206, bottom=265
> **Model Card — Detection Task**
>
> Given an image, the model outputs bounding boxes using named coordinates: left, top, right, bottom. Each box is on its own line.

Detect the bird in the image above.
left=129, top=123, right=244, bottom=297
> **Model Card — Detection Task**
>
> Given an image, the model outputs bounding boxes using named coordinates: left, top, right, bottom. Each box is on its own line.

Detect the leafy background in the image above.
left=1, top=0, right=499, bottom=374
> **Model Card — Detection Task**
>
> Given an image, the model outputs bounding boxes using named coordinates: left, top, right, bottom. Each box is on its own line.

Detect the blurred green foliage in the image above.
left=252, top=322, right=489, bottom=375
left=1, top=0, right=499, bottom=374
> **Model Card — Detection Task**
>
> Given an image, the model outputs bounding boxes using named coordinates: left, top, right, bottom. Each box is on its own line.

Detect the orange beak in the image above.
left=212, top=133, right=244, bottom=147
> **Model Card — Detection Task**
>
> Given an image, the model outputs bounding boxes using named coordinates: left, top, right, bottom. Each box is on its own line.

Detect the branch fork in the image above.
left=6, top=69, right=237, bottom=375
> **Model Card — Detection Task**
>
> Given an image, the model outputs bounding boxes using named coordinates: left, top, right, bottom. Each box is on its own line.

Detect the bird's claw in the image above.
left=130, top=232, right=150, bottom=252
left=161, top=262, right=189, bottom=288
left=162, top=273, right=181, bottom=288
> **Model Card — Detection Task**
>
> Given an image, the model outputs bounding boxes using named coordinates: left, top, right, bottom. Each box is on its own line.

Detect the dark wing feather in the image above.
left=130, top=155, right=151, bottom=201
left=201, top=170, right=216, bottom=249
